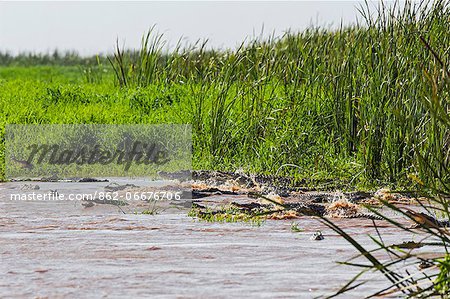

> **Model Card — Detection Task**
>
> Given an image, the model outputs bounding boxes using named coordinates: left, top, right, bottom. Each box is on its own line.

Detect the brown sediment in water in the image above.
left=267, top=210, right=300, bottom=220
left=326, top=199, right=360, bottom=218
left=0, top=177, right=441, bottom=298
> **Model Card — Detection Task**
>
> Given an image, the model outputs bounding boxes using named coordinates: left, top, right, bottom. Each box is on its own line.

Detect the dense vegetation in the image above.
left=0, top=1, right=448, bottom=192
left=1, top=0, right=449, bottom=296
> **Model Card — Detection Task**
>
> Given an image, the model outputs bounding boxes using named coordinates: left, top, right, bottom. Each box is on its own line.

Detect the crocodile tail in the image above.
left=336, top=213, right=384, bottom=220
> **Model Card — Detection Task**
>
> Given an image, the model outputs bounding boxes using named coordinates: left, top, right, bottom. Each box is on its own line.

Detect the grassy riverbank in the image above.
left=1, top=1, right=449, bottom=191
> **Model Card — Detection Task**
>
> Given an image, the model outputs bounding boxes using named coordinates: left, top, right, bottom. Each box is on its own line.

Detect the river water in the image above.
left=0, top=179, right=435, bottom=298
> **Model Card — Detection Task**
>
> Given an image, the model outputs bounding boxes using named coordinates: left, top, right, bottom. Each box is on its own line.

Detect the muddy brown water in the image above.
left=0, top=179, right=440, bottom=298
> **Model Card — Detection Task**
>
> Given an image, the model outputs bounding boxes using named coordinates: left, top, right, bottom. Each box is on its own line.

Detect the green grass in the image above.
left=313, top=2, right=450, bottom=296
left=188, top=205, right=265, bottom=225
left=290, top=222, right=304, bottom=233
left=1, top=0, right=450, bottom=295
left=0, top=0, right=449, bottom=192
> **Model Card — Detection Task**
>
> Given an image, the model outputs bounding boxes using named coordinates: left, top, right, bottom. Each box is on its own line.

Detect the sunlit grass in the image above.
left=0, top=0, right=448, bottom=192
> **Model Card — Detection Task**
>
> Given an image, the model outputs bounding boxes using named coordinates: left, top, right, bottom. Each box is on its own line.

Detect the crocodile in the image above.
left=404, top=210, right=450, bottom=228
left=194, top=200, right=383, bottom=220
left=333, top=213, right=383, bottom=220
left=282, top=202, right=382, bottom=220
left=161, top=170, right=316, bottom=193
left=249, top=192, right=383, bottom=220
left=193, top=170, right=257, bottom=189
left=211, top=195, right=383, bottom=220
left=160, top=170, right=384, bottom=220
left=159, top=170, right=377, bottom=202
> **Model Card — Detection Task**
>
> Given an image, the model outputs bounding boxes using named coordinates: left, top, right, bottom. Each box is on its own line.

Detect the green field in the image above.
left=1, top=1, right=450, bottom=296
left=0, top=1, right=449, bottom=191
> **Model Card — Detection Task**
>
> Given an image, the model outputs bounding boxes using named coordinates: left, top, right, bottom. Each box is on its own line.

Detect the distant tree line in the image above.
left=0, top=50, right=107, bottom=66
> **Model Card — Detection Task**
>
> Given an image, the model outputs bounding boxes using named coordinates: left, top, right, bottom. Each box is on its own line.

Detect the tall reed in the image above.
left=324, top=1, right=450, bottom=297
left=90, top=0, right=450, bottom=184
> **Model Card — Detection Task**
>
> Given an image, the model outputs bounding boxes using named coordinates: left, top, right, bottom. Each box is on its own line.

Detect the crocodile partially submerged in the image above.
left=190, top=190, right=383, bottom=221
left=163, top=170, right=377, bottom=201
left=190, top=200, right=383, bottom=222
left=161, top=170, right=338, bottom=194
left=78, top=170, right=392, bottom=220
left=404, top=210, right=450, bottom=229
left=158, top=170, right=386, bottom=221
left=71, top=170, right=417, bottom=222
